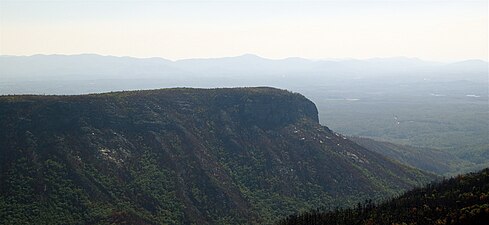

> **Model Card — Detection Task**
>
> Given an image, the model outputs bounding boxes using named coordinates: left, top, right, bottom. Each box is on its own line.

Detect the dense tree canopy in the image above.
left=278, top=168, right=489, bottom=225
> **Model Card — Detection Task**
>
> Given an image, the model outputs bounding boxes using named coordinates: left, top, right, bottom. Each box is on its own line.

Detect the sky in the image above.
left=0, top=0, right=487, bottom=61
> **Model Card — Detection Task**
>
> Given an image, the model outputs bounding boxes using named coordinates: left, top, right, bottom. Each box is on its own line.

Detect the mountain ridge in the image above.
left=0, top=87, right=435, bottom=224
left=1, top=53, right=487, bottom=63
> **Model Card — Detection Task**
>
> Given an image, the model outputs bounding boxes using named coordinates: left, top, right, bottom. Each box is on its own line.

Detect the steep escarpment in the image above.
left=0, top=87, right=434, bottom=225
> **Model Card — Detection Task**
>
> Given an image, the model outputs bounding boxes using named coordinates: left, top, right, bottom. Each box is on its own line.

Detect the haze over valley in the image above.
left=1, top=0, right=488, bottom=224
left=2, top=54, right=487, bottom=174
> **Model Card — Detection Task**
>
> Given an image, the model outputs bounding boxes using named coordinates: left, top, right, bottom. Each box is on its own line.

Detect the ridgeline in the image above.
left=0, top=87, right=434, bottom=224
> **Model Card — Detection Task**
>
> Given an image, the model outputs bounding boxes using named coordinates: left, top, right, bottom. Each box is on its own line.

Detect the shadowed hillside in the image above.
left=0, top=87, right=434, bottom=224
left=278, top=168, right=489, bottom=225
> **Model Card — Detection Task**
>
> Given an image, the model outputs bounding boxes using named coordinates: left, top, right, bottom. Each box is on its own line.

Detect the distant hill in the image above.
left=277, top=168, right=489, bottom=225
left=0, top=87, right=434, bottom=225
left=350, top=137, right=475, bottom=175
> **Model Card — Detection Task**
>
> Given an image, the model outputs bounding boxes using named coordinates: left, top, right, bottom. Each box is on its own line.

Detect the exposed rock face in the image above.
left=210, top=88, right=319, bottom=128
left=0, top=87, right=434, bottom=225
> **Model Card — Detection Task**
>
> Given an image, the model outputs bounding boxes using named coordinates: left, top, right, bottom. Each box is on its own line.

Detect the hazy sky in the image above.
left=0, top=0, right=487, bottom=61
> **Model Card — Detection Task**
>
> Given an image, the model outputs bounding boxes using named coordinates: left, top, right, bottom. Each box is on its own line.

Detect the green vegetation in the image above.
left=299, top=84, right=489, bottom=173
left=277, top=168, right=489, bottom=225
left=350, top=137, right=475, bottom=176
left=318, top=100, right=488, bottom=152
left=0, top=87, right=435, bottom=224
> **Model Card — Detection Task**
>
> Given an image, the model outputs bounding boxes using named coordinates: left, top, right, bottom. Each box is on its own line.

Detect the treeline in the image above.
left=277, top=168, right=489, bottom=225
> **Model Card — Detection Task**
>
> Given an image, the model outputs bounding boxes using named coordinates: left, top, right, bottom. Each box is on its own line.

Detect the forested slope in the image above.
left=0, top=87, right=434, bottom=224
left=278, top=168, right=489, bottom=225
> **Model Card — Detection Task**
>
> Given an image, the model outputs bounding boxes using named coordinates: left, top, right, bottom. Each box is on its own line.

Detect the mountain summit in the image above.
left=0, top=87, right=434, bottom=224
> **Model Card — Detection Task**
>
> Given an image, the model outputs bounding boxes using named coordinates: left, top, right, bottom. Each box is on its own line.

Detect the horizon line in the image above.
left=1, top=53, right=487, bottom=63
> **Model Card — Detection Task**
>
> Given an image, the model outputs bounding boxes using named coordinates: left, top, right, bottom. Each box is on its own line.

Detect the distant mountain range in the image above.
left=0, top=54, right=487, bottom=86
left=0, top=87, right=435, bottom=224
